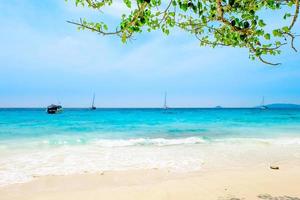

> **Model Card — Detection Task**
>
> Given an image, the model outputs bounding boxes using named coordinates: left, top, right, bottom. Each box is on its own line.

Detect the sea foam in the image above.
left=91, top=137, right=206, bottom=147
left=1, top=136, right=300, bottom=187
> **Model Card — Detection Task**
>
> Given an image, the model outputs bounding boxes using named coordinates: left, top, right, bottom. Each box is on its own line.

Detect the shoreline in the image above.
left=1, top=163, right=300, bottom=200
left=1, top=137, right=300, bottom=187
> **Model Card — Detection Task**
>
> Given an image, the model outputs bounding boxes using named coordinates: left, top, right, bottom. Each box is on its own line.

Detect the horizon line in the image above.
left=0, top=106, right=299, bottom=109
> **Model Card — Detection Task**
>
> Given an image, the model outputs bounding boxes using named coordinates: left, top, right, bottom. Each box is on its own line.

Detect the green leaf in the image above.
left=282, top=26, right=290, bottom=33
left=258, top=20, right=266, bottom=27
left=264, top=33, right=271, bottom=40
left=121, top=33, right=127, bottom=43
left=123, top=0, right=131, bottom=8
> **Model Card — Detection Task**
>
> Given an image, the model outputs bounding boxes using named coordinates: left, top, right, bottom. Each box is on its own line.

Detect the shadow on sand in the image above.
left=257, top=194, right=300, bottom=200
left=221, top=194, right=300, bottom=200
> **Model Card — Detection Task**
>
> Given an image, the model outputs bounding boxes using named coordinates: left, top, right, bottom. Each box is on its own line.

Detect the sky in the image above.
left=0, top=0, right=300, bottom=108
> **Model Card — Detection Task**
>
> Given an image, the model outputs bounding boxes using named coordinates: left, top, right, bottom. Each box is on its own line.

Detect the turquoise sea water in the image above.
left=1, top=108, right=300, bottom=186
left=1, top=108, right=300, bottom=144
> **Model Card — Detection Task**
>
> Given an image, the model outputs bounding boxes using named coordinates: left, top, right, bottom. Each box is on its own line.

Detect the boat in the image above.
left=259, top=96, right=268, bottom=110
left=47, top=104, right=63, bottom=114
left=90, top=93, right=96, bottom=110
left=163, top=92, right=169, bottom=110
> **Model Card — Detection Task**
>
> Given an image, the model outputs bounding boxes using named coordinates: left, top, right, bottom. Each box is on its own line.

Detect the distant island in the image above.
left=257, top=103, right=300, bottom=109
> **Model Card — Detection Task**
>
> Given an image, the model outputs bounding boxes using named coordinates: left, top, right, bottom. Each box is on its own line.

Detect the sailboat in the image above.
left=163, top=92, right=169, bottom=110
left=90, top=93, right=96, bottom=110
left=259, top=96, right=268, bottom=110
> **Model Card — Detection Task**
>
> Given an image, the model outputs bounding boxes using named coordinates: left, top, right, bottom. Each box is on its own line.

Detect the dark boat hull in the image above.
left=47, top=105, right=63, bottom=114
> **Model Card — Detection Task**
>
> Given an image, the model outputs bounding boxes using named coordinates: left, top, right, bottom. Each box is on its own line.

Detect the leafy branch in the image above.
left=66, top=0, right=299, bottom=65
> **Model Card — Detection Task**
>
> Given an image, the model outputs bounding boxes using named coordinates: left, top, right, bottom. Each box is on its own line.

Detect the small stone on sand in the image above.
left=270, top=165, right=279, bottom=170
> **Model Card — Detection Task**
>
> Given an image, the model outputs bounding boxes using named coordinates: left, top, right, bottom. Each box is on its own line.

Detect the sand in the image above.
left=1, top=163, right=300, bottom=200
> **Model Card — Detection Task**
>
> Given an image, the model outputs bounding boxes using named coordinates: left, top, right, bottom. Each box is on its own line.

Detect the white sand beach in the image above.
left=1, top=160, right=300, bottom=200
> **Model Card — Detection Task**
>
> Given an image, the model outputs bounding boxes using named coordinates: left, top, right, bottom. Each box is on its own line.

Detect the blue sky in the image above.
left=0, top=0, right=300, bottom=108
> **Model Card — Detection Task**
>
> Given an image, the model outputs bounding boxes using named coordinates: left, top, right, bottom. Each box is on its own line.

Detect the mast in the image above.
left=259, top=96, right=268, bottom=109
left=92, top=93, right=95, bottom=108
left=164, top=92, right=167, bottom=109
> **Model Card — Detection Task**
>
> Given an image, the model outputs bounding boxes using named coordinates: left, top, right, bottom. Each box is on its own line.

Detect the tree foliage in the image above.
left=67, top=0, right=299, bottom=65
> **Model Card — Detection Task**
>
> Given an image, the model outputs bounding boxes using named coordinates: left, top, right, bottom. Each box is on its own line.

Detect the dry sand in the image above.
left=1, top=163, right=300, bottom=200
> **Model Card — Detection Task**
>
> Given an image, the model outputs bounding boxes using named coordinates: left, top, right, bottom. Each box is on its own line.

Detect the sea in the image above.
left=1, top=108, right=300, bottom=186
